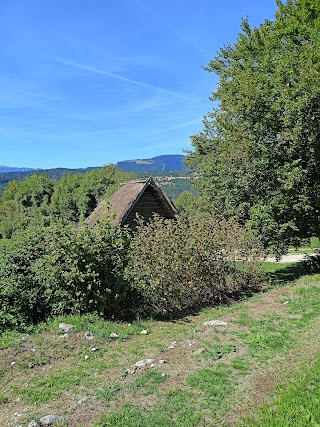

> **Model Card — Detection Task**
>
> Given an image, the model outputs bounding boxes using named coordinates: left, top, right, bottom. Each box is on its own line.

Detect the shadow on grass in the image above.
left=260, top=255, right=320, bottom=285
left=267, top=263, right=308, bottom=284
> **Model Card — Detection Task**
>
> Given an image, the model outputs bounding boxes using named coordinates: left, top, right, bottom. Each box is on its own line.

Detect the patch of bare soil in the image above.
left=226, top=316, right=320, bottom=426
left=2, top=281, right=320, bottom=427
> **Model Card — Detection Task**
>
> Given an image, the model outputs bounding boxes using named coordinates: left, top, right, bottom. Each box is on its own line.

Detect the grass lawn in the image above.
left=1, top=262, right=320, bottom=426
left=287, top=246, right=316, bottom=255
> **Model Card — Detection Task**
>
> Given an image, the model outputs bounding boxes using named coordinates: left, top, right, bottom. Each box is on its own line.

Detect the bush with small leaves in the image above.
left=128, top=215, right=265, bottom=316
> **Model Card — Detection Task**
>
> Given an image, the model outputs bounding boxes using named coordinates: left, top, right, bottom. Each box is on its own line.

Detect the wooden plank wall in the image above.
left=124, top=186, right=175, bottom=229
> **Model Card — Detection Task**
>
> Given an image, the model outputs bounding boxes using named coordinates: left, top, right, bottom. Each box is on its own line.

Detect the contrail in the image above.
left=151, top=119, right=201, bottom=135
left=27, top=92, right=66, bottom=102
left=57, top=58, right=200, bottom=104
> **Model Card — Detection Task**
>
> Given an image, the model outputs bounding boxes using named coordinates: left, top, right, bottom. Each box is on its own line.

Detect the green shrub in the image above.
left=128, top=215, right=265, bottom=316
left=0, top=221, right=131, bottom=330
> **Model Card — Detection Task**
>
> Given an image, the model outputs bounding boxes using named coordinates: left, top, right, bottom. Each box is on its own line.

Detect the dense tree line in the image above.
left=0, top=165, right=134, bottom=238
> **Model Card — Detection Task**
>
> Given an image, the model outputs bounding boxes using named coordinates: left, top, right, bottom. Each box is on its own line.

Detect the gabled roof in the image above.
left=85, top=177, right=179, bottom=227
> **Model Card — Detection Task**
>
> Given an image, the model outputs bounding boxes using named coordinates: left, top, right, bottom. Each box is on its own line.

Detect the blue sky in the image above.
left=0, top=0, right=277, bottom=168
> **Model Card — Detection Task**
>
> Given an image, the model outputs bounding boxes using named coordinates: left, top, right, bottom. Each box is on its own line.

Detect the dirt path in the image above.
left=265, top=253, right=314, bottom=263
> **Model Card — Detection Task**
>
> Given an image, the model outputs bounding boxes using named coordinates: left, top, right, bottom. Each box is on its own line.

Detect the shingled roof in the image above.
left=85, top=177, right=179, bottom=228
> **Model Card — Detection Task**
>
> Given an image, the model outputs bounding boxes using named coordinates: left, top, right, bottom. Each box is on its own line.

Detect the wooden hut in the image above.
left=85, top=177, right=179, bottom=229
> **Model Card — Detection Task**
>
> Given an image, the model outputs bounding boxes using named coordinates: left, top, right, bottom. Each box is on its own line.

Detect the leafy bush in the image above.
left=128, top=215, right=265, bottom=316
left=0, top=221, right=131, bottom=330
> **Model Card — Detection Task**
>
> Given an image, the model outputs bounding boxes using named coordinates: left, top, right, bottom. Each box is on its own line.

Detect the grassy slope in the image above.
left=1, top=264, right=320, bottom=426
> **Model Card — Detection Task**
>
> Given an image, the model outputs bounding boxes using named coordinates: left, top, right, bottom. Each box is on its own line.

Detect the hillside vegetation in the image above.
left=0, top=165, right=134, bottom=239
left=1, top=263, right=320, bottom=426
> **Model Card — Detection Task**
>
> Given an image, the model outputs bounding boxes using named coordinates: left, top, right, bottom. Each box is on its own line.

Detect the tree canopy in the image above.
left=186, top=0, right=320, bottom=256
left=0, top=165, right=133, bottom=238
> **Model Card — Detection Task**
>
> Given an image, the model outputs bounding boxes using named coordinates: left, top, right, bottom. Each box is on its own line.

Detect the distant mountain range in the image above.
left=117, top=155, right=187, bottom=171
left=1, top=154, right=188, bottom=173
left=0, top=165, right=39, bottom=173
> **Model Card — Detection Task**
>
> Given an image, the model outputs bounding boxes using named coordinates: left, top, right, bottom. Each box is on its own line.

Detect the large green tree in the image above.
left=186, top=0, right=320, bottom=256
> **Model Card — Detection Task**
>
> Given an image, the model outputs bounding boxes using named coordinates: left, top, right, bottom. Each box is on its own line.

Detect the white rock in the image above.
left=58, top=333, right=69, bottom=338
left=59, top=322, right=74, bottom=333
left=282, top=301, right=289, bottom=305
left=27, top=421, right=40, bottom=427
left=89, top=347, right=98, bottom=352
left=150, top=364, right=155, bottom=368
left=134, top=358, right=154, bottom=368
left=203, top=320, right=228, bottom=326
left=39, top=415, right=64, bottom=426
left=110, top=332, right=119, bottom=338
left=159, top=359, right=166, bottom=364
left=140, top=329, right=149, bottom=335
left=85, top=331, right=94, bottom=340
left=168, top=341, right=177, bottom=349
left=84, top=355, right=89, bottom=360
left=11, top=361, right=16, bottom=366
left=75, top=397, right=88, bottom=407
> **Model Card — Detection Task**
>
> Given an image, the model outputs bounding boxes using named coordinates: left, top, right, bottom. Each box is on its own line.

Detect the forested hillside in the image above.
left=0, top=167, right=99, bottom=199
left=117, top=154, right=188, bottom=171
left=0, top=155, right=190, bottom=198
left=0, top=165, right=134, bottom=239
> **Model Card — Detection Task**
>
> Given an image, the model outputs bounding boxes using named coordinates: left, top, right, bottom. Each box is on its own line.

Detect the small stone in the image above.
left=85, top=331, right=94, bottom=340
left=134, top=358, right=154, bottom=368
left=150, top=364, right=155, bottom=368
left=59, top=323, right=74, bottom=333
left=203, top=320, right=228, bottom=326
left=110, top=332, right=119, bottom=339
left=84, top=355, right=89, bottom=360
left=89, top=347, right=98, bottom=352
left=282, top=301, right=289, bottom=305
left=140, top=329, right=149, bottom=335
left=168, top=341, right=177, bottom=349
left=161, top=373, right=166, bottom=377
left=11, top=361, right=16, bottom=366
left=28, top=420, right=40, bottom=427
left=159, top=359, right=166, bottom=364
left=75, top=396, right=88, bottom=407
left=39, top=415, right=64, bottom=426
left=58, top=333, right=69, bottom=338
left=128, top=323, right=132, bottom=326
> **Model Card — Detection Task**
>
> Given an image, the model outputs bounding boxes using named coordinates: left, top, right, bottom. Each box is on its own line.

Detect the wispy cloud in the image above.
left=56, top=58, right=201, bottom=104
left=27, top=92, right=66, bottom=102
left=151, top=118, right=201, bottom=135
